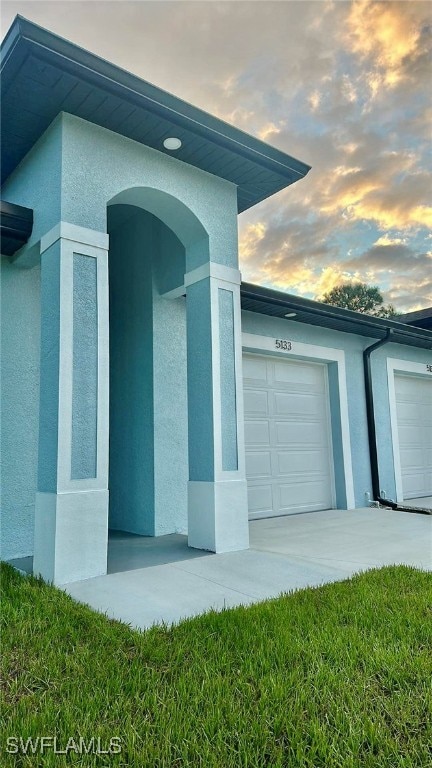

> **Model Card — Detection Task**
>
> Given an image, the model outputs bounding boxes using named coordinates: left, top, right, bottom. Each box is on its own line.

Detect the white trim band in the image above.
left=185, top=262, right=241, bottom=288
left=161, top=263, right=241, bottom=298
left=40, top=222, right=109, bottom=254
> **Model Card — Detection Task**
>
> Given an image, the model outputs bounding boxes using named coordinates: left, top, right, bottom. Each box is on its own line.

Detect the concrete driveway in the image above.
left=63, top=507, right=431, bottom=630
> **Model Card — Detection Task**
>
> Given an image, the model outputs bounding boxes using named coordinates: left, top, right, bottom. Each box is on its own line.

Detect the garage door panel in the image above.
left=396, top=375, right=430, bottom=397
left=244, top=420, right=270, bottom=445
left=395, top=374, right=432, bottom=500
left=275, top=420, right=325, bottom=446
left=401, top=472, right=428, bottom=498
left=423, top=405, right=432, bottom=425
left=276, top=450, right=329, bottom=475
left=274, top=360, right=324, bottom=391
left=243, top=356, right=268, bottom=383
left=244, top=389, right=268, bottom=415
left=246, top=451, right=272, bottom=478
left=247, top=484, right=273, bottom=515
left=396, top=402, right=420, bottom=422
left=277, top=480, right=331, bottom=510
left=397, top=425, right=424, bottom=446
left=273, top=391, right=321, bottom=417
left=399, top=448, right=426, bottom=468
left=244, top=353, right=334, bottom=518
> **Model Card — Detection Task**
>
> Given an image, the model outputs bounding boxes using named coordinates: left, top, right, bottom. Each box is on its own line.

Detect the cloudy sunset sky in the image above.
left=2, top=1, right=431, bottom=311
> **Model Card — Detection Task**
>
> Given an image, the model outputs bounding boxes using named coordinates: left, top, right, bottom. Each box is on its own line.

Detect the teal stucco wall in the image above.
left=1, top=111, right=239, bottom=559
left=0, top=261, right=41, bottom=559
left=60, top=112, right=238, bottom=270
left=37, top=241, right=61, bottom=492
left=1, top=116, right=63, bottom=559
left=1, top=116, right=62, bottom=250
left=108, top=205, right=188, bottom=536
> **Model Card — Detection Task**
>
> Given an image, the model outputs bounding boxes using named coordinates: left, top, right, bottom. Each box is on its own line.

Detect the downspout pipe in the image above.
left=363, top=329, right=398, bottom=508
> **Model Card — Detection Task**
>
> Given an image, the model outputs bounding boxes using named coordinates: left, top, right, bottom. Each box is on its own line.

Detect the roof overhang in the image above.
left=1, top=16, right=311, bottom=212
left=240, top=283, right=432, bottom=350
left=398, top=308, right=432, bottom=331
left=0, top=200, right=33, bottom=256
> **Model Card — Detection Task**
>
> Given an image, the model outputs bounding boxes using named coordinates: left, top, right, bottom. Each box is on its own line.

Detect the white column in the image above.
left=33, top=223, right=109, bottom=584
left=186, top=263, right=249, bottom=553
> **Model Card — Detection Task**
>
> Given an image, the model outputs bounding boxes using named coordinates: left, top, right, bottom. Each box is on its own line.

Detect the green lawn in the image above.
left=1, top=563, right=431, bottom=767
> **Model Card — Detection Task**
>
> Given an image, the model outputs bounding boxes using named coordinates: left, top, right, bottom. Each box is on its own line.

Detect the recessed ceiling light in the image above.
left=163, top=137, right=182, bottom=150
left=284, top=312, right=297, bottom=318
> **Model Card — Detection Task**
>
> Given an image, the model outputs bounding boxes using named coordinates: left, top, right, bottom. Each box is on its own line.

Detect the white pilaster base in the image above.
left=188, top=480, right=249, bottom=553
left=33, top=490, right=108, bottom=585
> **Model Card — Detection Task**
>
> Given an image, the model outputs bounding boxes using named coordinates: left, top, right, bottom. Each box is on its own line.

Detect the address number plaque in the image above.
left=275, top=339, right=292, bottom=351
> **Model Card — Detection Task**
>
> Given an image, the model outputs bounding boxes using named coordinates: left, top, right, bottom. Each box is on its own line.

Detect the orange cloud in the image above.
left=260, top=260, right=314, bottom=291
left=240, top=237, right=364, bottom=300
left=346, top=0, right=425, bottom=88
left=320, top=177, right=382, bottom=214
left=308, top=90, right=321, bottom=112
left=258, top=122, right=282, bottom=141
left=239, top=221, right=267, bottom=280
left=350, top=200, right=432, bottom=230
left=262, top=264, right=366, bottom=300
left=316, top=149, right=430, bottom=230
left=374, top=235, right=405, bottom=247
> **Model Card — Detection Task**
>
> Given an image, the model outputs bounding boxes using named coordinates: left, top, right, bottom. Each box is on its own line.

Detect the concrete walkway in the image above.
left=62, top=507, right=431, bottom=630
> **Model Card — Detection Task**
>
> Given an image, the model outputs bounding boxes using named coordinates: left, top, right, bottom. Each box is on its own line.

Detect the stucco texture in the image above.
left=1, top=116, right=62, bottom=250
left=60, top=113, right=239, bottom=270
left=108, top=206, right=189, bottom=536
left=2, top=111, right=241, bottom=559
left=0, top=261, right=41, bottom=559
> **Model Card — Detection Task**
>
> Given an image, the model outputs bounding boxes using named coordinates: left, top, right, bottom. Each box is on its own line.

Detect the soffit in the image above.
left=1, top=16, right=310, bottom=212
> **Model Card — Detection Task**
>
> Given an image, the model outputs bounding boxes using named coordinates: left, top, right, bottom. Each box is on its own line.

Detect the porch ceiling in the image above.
left=1, top=16, right=310, bottom=211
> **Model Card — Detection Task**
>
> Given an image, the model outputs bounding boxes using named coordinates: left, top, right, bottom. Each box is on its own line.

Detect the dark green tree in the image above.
left=321, top=282, right=399, bottom=318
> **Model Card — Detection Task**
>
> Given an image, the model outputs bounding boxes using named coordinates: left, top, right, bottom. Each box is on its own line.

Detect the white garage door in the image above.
left=395, top=374, right=432, bottom=499
left=243, top=353, right=335, bottom=518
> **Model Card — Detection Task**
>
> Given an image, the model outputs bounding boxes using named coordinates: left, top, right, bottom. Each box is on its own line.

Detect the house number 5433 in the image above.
left=275, top=339, right=292, bottom=351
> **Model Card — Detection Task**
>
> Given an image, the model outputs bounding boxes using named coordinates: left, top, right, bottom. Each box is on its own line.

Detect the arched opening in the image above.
left=108, top=187, right=209, bottom=273
left=106, top=188, right=208, bottom=540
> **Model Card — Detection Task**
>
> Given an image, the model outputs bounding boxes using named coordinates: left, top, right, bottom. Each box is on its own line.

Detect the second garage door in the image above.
left=395, top=374, right=432, bottom=500
left=243, top=353, right=335, bottom=519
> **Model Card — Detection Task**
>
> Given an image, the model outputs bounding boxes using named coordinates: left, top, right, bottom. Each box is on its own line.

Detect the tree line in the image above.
left=321, top=283, right=398, bottom=318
